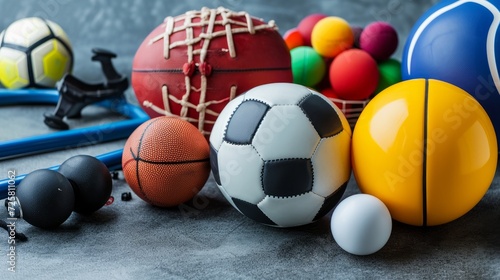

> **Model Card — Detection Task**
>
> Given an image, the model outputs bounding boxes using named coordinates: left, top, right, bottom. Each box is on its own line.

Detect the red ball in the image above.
left=359, top=21, right=398, bottom=61
left=297, top=13, right=327, bottom=46
left=132, top=8, right=292, bottom=136
left=283, top=28, right=305, bottom=50
left=329, top=49, right=379, bottom=100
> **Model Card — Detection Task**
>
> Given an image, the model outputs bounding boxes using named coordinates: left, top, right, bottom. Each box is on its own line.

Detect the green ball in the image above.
left=375, top=58, right=402, bottom=95
left=290, top=46, right=326, bottom=87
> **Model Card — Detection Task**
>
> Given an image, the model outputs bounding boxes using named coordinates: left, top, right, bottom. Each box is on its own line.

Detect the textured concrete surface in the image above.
left=2, top=0, right=500, bottom=279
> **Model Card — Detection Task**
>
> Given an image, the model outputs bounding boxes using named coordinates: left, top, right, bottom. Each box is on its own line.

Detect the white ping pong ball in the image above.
left=331, top=194, right=392, bottom=255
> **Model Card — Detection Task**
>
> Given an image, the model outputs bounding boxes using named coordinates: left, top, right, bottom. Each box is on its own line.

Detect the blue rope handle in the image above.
left=0, top=89, right=149, bottom=159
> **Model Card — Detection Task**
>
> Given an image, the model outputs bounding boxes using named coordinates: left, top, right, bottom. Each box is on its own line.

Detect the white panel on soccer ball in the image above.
left=32, top=40, right=71, bottom=86
left=0, top=48, right=29, bottom=88
left=253, top=106, right=320, bottom=160
left=4, top=17, right=50, bottom=48
left=46, top=20, right=72, bottom=47
left=55, top=41, right=71, bottom=61
left=313, top=90, right=352, bottom=136
left=311, top=132, right=351, bottom=197
left=210, top=94, right=245, bottom=150
left=218, top=142, right=265, bottom=204
left=243, top=83, right=312, bottom=106
left=258, top=192, right=325, bottom=227
left=31, top=40, right=55, bottom=85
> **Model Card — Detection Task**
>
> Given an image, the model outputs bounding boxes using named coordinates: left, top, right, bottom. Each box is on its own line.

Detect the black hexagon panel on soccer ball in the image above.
left=209, top=144, right=221, bottom=185
left=262, top=158, right=313, bottom=197
left=231, top=197, right=277, bottom=226
left=298, top=94, right=343, bottom=137
left=313, top=181, right=348, bottom=221
left=224, top=100, right=270, bottom=144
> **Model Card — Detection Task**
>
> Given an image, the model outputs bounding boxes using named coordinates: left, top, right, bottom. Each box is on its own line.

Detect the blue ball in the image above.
left=402, top=0, right=500, bottom=148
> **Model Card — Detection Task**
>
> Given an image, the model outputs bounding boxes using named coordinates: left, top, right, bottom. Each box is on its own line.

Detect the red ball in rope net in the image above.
left=132, top=7, right=293, bottom=136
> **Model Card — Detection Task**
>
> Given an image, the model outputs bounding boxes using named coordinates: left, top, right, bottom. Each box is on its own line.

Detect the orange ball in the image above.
left=283, top=28, right=305, bottom=50
left=329, top=49, right=379, bottom=100
left=122, top=117, right=211, bottom=207
left=311, top=16, right=354, bottom=58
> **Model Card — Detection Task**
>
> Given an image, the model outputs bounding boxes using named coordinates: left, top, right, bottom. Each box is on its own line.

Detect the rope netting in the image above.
left=328, top=97, right=370, bottom=129
left=142, top=7, right=278, bottom=135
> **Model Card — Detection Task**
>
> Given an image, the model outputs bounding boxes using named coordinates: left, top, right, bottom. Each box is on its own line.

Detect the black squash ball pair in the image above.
left=15, top=155, right=112, bottom=229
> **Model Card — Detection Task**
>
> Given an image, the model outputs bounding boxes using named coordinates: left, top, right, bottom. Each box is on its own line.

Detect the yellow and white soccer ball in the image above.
left=0, top=17, right=73, bottom=89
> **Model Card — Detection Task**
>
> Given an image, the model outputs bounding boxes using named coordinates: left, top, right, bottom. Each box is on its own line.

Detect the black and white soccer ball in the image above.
left=209, top=83, right=352, bottom=227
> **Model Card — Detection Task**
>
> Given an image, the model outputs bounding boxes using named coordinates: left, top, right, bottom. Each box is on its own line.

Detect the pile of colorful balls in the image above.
left=284, top=14, right=401, bottom=126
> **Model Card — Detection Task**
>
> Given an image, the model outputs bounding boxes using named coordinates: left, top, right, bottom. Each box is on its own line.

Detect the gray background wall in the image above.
left=0, top=0, right=437, bottom=83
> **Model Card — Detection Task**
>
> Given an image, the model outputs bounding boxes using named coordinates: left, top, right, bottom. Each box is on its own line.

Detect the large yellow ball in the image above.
left=352, top=79, right=497, bottom=226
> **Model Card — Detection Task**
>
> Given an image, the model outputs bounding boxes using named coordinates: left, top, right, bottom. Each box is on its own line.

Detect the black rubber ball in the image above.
left=58, top=155, right=112, bottom=214
left=16, top=169, right=75, bottom=229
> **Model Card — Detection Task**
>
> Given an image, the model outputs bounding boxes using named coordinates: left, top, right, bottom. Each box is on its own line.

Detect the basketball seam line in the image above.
left=130, top=151, right=210, bottom=165
left=422, top=79, right=429, bottom=226
left=134, top=118, right=161, bottom=204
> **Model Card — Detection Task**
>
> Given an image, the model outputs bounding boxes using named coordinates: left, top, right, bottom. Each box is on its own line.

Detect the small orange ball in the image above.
left=122, top=116, right=211, bottom=207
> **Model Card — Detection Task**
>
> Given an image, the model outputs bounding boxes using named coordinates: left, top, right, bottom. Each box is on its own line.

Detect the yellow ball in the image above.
left=311, top=16, right=353, bottom=58
left=352, top=79, right=497, bottom=226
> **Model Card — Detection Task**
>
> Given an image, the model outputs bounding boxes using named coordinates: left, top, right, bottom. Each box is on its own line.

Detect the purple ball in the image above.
left=360, top=22, right=398, bottom=61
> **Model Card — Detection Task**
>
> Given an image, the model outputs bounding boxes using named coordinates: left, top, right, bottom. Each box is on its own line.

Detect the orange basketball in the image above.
left=122, top=116, right=210, bottom=207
